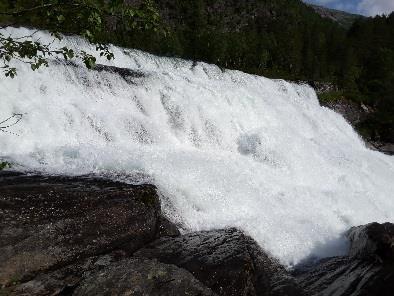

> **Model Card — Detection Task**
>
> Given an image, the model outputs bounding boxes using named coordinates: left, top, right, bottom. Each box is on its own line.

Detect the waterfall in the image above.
left=1, top=27, right=393, bottom=266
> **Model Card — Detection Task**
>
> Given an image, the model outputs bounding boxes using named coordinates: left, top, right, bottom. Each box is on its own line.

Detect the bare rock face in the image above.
left=295, top=222, right=394, bottom=296
left=135, top=228, right=304, bottom=296
left=0, top=172, right=163, bottom=287
left=307, top=4, right=363, bottom=29
left=348, top=222, right=394, bottom=261
left=74, top=258, right=215, bottom=296
left=320, top=98, right=394, bottom=155
left=322, top=99, right=371, bottom=126
left=10, top=253, right=216, bottom=296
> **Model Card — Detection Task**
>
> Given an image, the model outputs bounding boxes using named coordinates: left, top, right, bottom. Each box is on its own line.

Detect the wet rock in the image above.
left=320, top=98, right=394, bottom=155
left=9, top=253, right=120, bottom=296
left=74, top=258, right=216, bottom=296
left=348, top=222, right=394, bottom=261
left=135, top=228, right=304, bottom=296
left=322, top=99, right=370, bottom=126
left=295, top=222, right=394, bottom=296
left=12, top=254, right=215, bottom=296
left=370, top=143, right=394, bottom=156
left=54, top=60, right=146, bottom=83
left=0, top=172, right=163, bottom=286
left=94, top=63, right=146, bottom=83
left=308, top=81, right=339, bottom=94
left=156, top=215, right=181, bottom=238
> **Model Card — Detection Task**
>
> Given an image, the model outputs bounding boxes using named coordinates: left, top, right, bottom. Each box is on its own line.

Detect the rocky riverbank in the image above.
left=321, top=98, right=393, bottom=155
left=311, top=83, right=393, bottom=156
left=1, top=172, right=393, bottom=295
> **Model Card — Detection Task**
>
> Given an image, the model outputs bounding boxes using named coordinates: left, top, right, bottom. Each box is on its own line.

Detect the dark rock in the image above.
left=320, top=97, right=394, bottom=154
left=12, top=254, right=215, bottom=296
left=307, top=81, right=339, bottom=94
left=295, top=222, right=394, bottom=296
left=348, top=222, right=394, bottom=261
left=156, top=215, right=181, bottom=238
left=52, top=60, right=146, bottom=85
left=135, top=228, right=304, bottom=296
left=322, top=99, right=371, bottom=126
left=369, top=143, right=394, bottom=156
left=0, top=173, right=163, bottom=286
left=94, top=63, right=146, bottom=82
left=74, top=258, right=216, bottom=296
left=9, top=253, right=121, bottom=296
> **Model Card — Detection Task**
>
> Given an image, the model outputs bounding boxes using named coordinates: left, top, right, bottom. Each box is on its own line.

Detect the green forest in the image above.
left=1, top=0, right=393, bottom=143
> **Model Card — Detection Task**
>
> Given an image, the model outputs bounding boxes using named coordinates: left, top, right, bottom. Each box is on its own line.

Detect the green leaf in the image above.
left=0, top=162, right=11, bottom=170
left=83, top=55, right=96, bottom=69
left=57, top=15, right=65, bottom=22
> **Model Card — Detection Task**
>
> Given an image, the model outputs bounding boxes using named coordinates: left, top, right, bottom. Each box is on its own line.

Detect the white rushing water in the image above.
left=1, top=28, right=394, bottom=266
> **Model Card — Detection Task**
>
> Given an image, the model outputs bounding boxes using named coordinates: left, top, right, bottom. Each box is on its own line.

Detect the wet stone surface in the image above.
left=295, top=222, right=394, bottom=296
left=0, top=172, right=162, bottom=288
left=135, top=228, right=304, bottom=296
left=2, top=172, right=394, bottom=296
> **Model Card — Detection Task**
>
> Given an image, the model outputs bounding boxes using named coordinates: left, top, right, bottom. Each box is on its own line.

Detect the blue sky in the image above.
left=303, top=0, right=394, bottom=16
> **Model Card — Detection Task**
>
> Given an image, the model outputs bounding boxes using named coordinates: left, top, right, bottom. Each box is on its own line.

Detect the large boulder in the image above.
left=135, top=228, right=304, bottom=296
left=0, top=172, right=163, bottom=286
left=348, top=222, right=394, bottom=261
left=295, top=222, right=394, bottom=296
left=74, top=258, right=215, bottom=296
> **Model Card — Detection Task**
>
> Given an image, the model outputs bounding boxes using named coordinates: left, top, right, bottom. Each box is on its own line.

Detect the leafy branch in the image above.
left=0, top=161, right=11, bottom=170
left=0, top=0, right=162, bottom=77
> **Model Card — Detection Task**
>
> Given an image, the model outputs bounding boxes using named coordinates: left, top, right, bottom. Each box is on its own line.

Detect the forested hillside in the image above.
left=0, top=0, right=393, bottom=143
left=344, top=15, right=394, bottom=143
left=124, top=0, right=346, bottom=82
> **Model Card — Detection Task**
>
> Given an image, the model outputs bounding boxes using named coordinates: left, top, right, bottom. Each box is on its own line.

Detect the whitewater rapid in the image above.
left=1, top=28, right=393, bottom=266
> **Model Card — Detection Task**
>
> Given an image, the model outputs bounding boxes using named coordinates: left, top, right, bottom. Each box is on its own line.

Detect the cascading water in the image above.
left=1, top=28, right=393, bottom=267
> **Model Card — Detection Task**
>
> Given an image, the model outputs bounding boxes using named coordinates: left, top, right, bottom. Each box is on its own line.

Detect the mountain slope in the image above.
left=120, top=0, right=347, bottom=82
left=308, top=4, right=364, bottom=28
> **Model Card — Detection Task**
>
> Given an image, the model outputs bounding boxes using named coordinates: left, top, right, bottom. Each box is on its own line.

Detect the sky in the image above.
left=304, top=0, right=394, bottom=16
